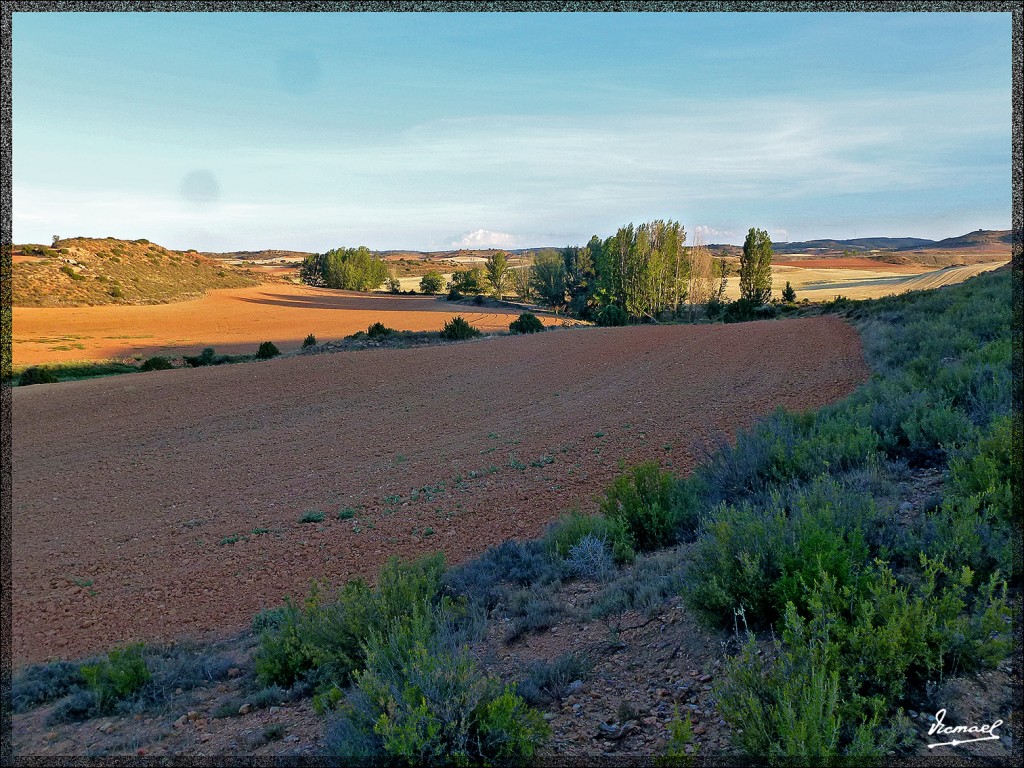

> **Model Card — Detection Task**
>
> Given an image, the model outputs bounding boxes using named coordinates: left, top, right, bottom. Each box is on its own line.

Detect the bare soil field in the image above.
left=11, top=317, right=869, bottom=665
left=11, top=283, right=573, bottom=367
left=721, top=260, right=1008, bottom=302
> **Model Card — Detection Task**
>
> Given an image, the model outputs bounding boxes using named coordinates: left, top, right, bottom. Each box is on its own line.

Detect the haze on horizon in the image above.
left=12, top=11, right=1012, bottom=252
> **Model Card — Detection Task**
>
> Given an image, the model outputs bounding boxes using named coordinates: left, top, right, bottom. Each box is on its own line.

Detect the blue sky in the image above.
left=12, top=11, right=1012, bottom=251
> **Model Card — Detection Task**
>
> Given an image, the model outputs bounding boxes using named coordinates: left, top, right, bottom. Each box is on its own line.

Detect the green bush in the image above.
left=595, top=304, right=629, bottom=326
left=685, top=475, right=880, bottom=626
left=79, top=644, right=152, bottom=712
left=441, top=316, right=481, bottom=340
left=543, top=510, right=634, bottom=565
left=447, top=288, right=464, bottom=301
left=256, top=341, right=281, bottom=360
left=946, top=414, right=1015, bottom=522
left=139, top=356, right=174, bottom=372
left=509, top=312, right=545, bottom=334
left=254, top=554, right=447, bottom=689
left=419, top=271, right=445, bottom=294
left=717, top=603, right=901, bottom=760
left=367, top=321, right=396, bottom=338
left=781, top=281, right=797, bottom=303
left=302, top=333, right=318, bottom=348
left=19, top=366, right=59, bottom=386
left=60, top=264, right=85, bottom=280
left=599, top=462, right=694, bottom=552
left=109, top=285, right=124, bottom=298
left=300, top=510, right=324, bottom=524
left=185, top=347, right=219, bottom=367
left=335, top=606, right=550, bottom=765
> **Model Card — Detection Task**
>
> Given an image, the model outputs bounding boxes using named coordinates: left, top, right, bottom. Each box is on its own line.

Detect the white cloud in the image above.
left=450, top=229, right=519, bottom=249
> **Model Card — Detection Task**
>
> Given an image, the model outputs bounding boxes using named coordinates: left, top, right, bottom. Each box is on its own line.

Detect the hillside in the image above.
left=771, top=236, right=934, bottom=254
left=11, top=238, right=263, bottom=307
left=895, top=228, right=1014, bottom=251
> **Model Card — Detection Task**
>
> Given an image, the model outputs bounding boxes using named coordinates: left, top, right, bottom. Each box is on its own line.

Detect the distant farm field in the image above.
left=11, top=317, right=868, bottom=664
left=11, top=283, right=572, bottom=367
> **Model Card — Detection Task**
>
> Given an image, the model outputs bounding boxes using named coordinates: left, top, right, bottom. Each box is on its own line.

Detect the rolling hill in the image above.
left=11, top=237, right=263, bottom=307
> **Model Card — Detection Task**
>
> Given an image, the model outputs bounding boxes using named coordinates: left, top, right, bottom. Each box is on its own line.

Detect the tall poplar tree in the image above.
left=739, top=227, right=773, bottom=304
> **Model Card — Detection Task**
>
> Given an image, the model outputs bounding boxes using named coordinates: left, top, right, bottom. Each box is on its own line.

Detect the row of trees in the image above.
left=300, top=247, right=390, bottom=291
left=520, top=223, right=774, bottom=322
left=299, top=225, right=776, bottom=323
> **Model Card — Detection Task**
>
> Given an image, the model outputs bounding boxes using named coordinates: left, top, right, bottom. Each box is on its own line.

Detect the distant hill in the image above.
left=203, top=249, right=314, bottom=262
left=895, top=229, right=1013, bottom=252
left=11, top=237, right=263, bottom=307
left=771, top=237, right=934, bottom=254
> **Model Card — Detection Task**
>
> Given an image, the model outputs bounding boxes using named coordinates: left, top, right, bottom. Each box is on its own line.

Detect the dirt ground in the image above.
left=11, top=317, right=870, bottom=666
left=721, top=260, right=1008, bottom=302
left=11, top=283, right=574, bottom=367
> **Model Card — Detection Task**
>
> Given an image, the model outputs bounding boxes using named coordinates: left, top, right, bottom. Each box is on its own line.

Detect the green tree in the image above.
left=782, top=281, right=797, bottom=303
left=739, top=228, right=773, bottom=304
left=420, top=271, right=445, bottom=294
left=485, top=251, right=511, bottom=300
left=301, top=247, right=389, bottom=291
left=531, top=250, right=566, bottom=308
left=450, top=267, right=485, bottom=295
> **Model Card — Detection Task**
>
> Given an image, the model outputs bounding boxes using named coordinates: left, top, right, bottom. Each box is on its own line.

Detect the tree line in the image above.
left=299, top=223, right=778, bottom=323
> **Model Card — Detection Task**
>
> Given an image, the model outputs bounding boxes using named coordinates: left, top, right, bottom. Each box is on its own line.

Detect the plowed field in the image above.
left=11, top=283, right=576, bottom=367
left=11, top=318, right=869, bottom=664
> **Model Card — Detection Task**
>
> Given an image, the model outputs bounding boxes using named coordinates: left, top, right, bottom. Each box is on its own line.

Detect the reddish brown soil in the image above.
left=12, top=283, right=575, bottom=366
left=11, top=318, right=869, bottom=665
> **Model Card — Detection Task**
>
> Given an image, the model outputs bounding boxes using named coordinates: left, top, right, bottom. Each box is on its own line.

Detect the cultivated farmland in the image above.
left=11, top=316, right=869, bottom=665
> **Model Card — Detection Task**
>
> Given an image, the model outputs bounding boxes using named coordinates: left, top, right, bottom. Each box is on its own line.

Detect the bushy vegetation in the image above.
left=256, top=341, right=281, bottom=360
left=509, top=312, right=545, bottom=334
left=599, top=462, right=700, bottom=551
left=12, top=237, right=258, bottom=307
left=139, top=356, right=174, bottom=372
left=302, top=333, right=317, bottom=348
left=300, top=246, right=389, bottom=291
left=419, top=270, right=445, bottom=294
left=184, top=347, right=221, bottom=367
left=18, top=365, right=59, bottom=386
left=79, top=644, right=152, bottom=712
left=595, top=304, right=629, bottom=327
left=366, top=321, right=396, bottom=339
left=255, top=553, right=549, bottom=763
left=440, top=316, right=482, bottom=340
left=680, top=269, right=1015, bottom=759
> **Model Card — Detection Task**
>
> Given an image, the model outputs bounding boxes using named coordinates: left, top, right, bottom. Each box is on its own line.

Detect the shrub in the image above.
left=109, top=285, right=124, bottom=298
left=782, top=281, right=797, bottom=303
left=589, top=550, right=688, bottom=622
left=420, top=271, right=445, bottom=294
left=543, top=510, right=634, bottom=565
left=19, top=366, right=59, bottom=386
left=600, top=462, right=694, bottom=552
left=595, top=304, right=629, bottom=326
left=254, top=553, right=447, bottom=689
left=516, top=652, right=591, bottom=706
left=256, top=341, right=281, bottom=360
left=685, top=475, right=879, bottom=626
left=341, top=606, right=550, bottom=765
left=367, top=321, right=396, bottom=338
left=722, top=298, right=759, bottom=323
left=12, top=661, right=85, bottom=713
left=60, top=264, right=85, bottom=280
left=565, top=535, right=615, bottom=582
left=441, top=316, right=481, bottom=340
left=473, top=293, right=485, bottom=305
left=447, top=288, right=464, bottom=301
left=946, top=414, right=1015, bottom=522
left=509, top=312, right=545, bottom=334
left=302, top=333, right=318, bottom=348
left=139, top=356, right=174, bottom=372
left=79, top=644, right=152, bottom=712
left=185, top=347, right=219, bottom=367
left=300, top=510, right=324, bottom=524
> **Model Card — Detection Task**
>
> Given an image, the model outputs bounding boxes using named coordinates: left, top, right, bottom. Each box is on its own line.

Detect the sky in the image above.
left=11, top=11, right=1013, bottom=252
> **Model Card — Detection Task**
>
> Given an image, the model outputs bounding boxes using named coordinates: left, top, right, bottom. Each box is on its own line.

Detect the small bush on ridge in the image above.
left=19, top=366, right=59, bottom=386
left=441, top=316, right=482, bottom=340
left=256, top=341, right=281, bottom=360
left=509, top=312, right=545, bottom=334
